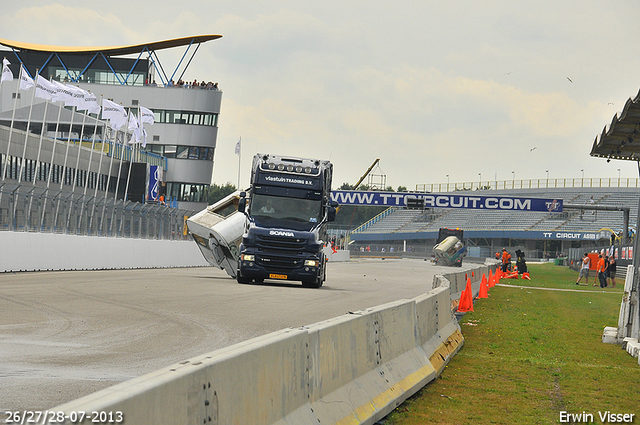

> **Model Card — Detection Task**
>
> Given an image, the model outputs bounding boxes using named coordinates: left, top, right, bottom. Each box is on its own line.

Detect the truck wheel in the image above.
left=302, top=279, right=322, bottom=288
left=302, top=268, right=324, bottom=288
left=237, top=274, right=252, bottom=284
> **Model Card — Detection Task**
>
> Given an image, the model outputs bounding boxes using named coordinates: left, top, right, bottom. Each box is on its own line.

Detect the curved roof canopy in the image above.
left=591, top=89, right=640, bottom=161
left=0, top=35, right=222, bottom=56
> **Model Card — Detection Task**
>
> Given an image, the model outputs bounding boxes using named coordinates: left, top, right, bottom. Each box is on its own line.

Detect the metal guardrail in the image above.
left=416, top=178, right=640, bottom=193
left=0, top=184, right=195, bottom=240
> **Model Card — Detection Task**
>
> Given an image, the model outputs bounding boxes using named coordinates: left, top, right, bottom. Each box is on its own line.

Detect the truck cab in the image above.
left=236, top=154, right=337, bottom=287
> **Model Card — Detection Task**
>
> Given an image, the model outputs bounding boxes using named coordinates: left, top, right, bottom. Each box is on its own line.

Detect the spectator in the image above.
left=575, top=252, right=590, bottom=285
left=596, top=254, right=607, bottom=288
left=501, top=248, right=511, bottom=272
left=608, top=255, right=617, bottom=288
left=515, top=250, right=527, bottom=274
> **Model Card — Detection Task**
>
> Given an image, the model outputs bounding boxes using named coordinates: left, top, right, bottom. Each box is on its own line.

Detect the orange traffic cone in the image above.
left=488, top=269, right=495, bottom=287
left=522, top=272, right=531, bottom=280
left=457, top=289, right=469, bottom=312
left=472, top=271, right=475, bottom=278
left=478, top=274, right=488, bottom=298
left=457, top=278, right=474, bottom=312
left=496, top=268, right=502, bottom=281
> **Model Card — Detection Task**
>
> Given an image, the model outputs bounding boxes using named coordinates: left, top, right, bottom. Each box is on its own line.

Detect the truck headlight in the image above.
left=304, top=260, right=318, bottom=267
left=241, top=254, right=255, bottom=261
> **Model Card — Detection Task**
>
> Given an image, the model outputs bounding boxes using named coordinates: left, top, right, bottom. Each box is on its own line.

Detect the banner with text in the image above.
left=331, top=191, right=563, bottom=212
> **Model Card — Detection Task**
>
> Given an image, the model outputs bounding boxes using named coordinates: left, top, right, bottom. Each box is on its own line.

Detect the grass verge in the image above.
left=385, top=263, right=640, bottom=424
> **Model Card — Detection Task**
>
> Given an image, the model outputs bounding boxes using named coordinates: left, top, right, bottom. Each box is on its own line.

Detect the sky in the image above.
left=2, top=1, right=640, bottom=191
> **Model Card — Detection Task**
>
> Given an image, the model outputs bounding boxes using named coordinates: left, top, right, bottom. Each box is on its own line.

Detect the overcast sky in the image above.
left=3, top=1, right=640, bottom=190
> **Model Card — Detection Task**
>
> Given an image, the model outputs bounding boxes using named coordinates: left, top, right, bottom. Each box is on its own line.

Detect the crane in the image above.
left=353, top=158, right=380, bottom=189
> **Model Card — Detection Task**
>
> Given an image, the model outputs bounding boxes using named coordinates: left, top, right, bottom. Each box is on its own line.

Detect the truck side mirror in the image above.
left=327, top=201, right=339, bottom=222
left=238, top=192, right=247, bottom=213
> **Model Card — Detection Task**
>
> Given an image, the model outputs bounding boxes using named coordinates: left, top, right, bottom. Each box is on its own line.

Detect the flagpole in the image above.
left=110, top=129, right=124, bottom=236
left=29, top=75, right=51, bottom=229
left=32, top=77, right=51, bottom=187
left=123, top=107, right=135, bottom=204
left=237, top=136, right=241, bottom=190
left=93, top=95, right=105, bottom=199
left=79, top=107, right=100, bottom=233
left=0, top=57, right=10, bottom=208
left=66, top=110, right=88, bottom=233
left=2, top=65, right=23, bottom=181
left=17, top=68, right=38, bottom=184
left=101, top=117, right=117, bottom=236
left=11, top=68, right=38, bottom=230
left=53, top=99, right=77, bottom=232
left=41, top=82, right=64, bottom=229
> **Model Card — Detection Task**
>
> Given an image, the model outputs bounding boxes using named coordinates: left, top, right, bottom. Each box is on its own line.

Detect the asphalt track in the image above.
left=0, top=258, right=476, bottom=412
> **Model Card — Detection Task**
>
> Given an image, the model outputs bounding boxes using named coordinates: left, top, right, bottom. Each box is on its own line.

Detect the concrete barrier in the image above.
left=49, top=277, right=468, bottom=425
left=0, top=231, right=208, bottom=272
left=306, top=299, right=435, bottom=424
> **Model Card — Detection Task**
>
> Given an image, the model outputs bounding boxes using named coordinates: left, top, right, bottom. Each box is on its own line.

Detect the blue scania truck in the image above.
left=236, top=153, right=337, bottom=288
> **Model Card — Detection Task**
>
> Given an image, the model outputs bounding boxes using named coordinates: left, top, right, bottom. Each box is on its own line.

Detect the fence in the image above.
left=0, top=183, right=196, bottom=240
left=416, top=177, right=640, bottom=193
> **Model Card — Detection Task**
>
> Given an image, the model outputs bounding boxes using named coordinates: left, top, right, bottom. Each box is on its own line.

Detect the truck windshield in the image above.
left=250, top=193, right=322, bottom=223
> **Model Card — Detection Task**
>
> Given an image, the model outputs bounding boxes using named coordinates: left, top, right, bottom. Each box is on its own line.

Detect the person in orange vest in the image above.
left=596, top=254, right=607, bottom=288
left=501, top=248, right=511, bottom=272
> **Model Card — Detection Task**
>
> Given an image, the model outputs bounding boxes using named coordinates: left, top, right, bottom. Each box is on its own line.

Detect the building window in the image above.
left=152, top=109, right=218, bottom=127
left=167, top=182, right=208, bottom=203
left=164, top=145, right=177, bottom=158
left=144, top=145, right=214, bottom=161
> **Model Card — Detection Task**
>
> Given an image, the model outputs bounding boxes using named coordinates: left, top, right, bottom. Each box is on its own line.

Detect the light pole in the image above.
left=478, top=173, right=481, bottom=188
left=618, top=168, right=621, bottom=179
left=546, top=170, right=549, bottom=179
left=446, top=174, right=449, bottom=192
left=511, top=171, right=515, bottom=188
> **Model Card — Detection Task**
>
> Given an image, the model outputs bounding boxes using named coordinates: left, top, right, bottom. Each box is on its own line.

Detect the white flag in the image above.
left=83, top=91, right=101, bottom=115
left=67, top=85, right=87, bottom=110
left=101, top=99, right=127, bottom=130
left=35, top=74, right=56, bottom=101
left=141, top=126, right=148, bottom=148
left=19, top=70, right=35, bottom=91
left=51, top=79, right=74, bottom=104
left=128, top=112, right=141, bottom=144
left=235, top=139, right=241, bottom=155
left=139, top=105, right=155, bottom=125
left=1, top=58, right=13, bottom=83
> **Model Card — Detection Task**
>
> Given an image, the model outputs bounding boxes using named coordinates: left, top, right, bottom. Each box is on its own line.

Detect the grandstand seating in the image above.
left=352, top=188, right=640, bottom=235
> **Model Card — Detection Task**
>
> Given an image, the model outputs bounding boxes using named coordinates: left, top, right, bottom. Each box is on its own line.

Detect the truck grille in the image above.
left=256, top=234, right=306, bottom=251
left=255, top=234, right=308, bottom=272
left=256, top=253, right=301, bottom=271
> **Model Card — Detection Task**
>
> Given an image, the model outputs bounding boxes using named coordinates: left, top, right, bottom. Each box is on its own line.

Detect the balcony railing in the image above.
left=416, top=178, right=640, bottom=193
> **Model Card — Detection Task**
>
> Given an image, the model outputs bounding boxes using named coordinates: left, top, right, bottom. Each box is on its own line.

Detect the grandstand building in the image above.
left=0, top=35, right=222, bottom=211
left=348, top=186, right=639, bottom=260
